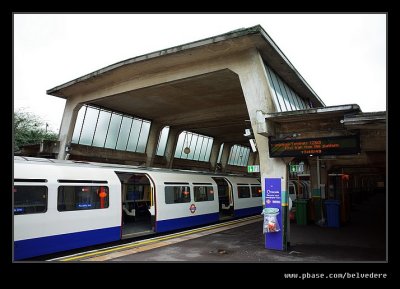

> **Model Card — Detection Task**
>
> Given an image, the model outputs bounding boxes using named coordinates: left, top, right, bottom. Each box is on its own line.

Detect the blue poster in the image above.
left=264, top=178, right=283, bottom=250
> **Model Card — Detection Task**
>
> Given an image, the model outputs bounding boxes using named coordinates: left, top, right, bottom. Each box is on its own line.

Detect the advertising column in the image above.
left=264, top=178, right=283, bottom=250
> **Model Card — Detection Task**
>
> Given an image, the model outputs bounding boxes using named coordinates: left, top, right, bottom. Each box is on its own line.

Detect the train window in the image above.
left=237, top=186, right=251, bottom=198
left=14, top=186, right=47, bottom=215
left=194, top=186, right=215, bottom=202
left=165, top=186, right=191, bottom=204
left=251, top=186, right=262, bottom=198
left=57, top=186, right=109, bottom=211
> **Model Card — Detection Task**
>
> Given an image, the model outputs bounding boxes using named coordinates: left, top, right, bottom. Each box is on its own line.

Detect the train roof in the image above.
left=14, top=156, right=259, bottom=179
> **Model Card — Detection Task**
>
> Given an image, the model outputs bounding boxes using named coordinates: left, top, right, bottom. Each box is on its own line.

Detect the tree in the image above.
left=14, top=109, right=58, bottom=151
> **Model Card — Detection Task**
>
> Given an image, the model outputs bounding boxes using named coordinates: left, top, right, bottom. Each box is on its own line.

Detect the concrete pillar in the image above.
left=247, top=152, right=257, bottom=166
left=309, top=158, right=329, bottom=198
left=145, top=123, right=163, bottom=167
left=236, top=49, right=289, bottom=249
left=209, top=140, right=222, bottom=171
left=236, top=49, right=288, bottom=195
left=254, top=152, right=260, bottom=165
left=309, top=159, right=319, bottom=198
left=164, top=127, right=180, bottom=169
left=57, top=100, right=82, bottom=160
left=220, top=143, right=232, bottom=173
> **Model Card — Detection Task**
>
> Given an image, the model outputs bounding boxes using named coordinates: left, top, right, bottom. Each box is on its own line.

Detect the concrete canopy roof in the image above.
left=47, top=25, right=325, bottom=145
left=91, top=69, right=250, bottom=144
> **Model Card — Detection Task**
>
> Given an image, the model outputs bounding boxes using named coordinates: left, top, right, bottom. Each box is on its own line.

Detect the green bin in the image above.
left=294, top=199, right=308, bottom=225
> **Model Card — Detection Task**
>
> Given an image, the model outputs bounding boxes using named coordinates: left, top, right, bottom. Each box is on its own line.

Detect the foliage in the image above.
left=14, top=109, right=58, bottom=151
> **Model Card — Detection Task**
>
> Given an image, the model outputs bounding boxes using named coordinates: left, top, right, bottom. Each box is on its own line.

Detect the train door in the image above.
left=115, top=172, right=156, bottom=238
left=212, top=177, right=234, bottom=220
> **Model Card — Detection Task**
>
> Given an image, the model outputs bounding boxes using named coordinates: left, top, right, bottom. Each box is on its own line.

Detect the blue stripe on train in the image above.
left=234, top=206, right=263, bottom=217
left=14, top=226, right=121, bottom=260
left=156, top=212, right=219, bottom=232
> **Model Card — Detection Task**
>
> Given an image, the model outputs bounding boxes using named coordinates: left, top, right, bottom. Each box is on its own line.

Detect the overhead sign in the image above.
left=269, top=135, right=360, bottom=157
left=247, top=165, right=260, bottom=173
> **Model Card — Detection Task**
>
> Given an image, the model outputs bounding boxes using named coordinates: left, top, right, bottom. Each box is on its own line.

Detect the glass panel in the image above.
left=126, top=119, right=142, bottom=152
left=277, top=77, right=294, bottom=111
left=174, top=131, right=214, bottom=162
left=79, top=107, right=99, bottom=145
left=182, top=133, right=193, bottom=159
left=280, top=81, right=294, bottom=111
left=164, top=186, right=191, bottom=204
left=14, top=186, right=47, bottom=215
left=227, top=145, right=250, bottom=167
left=265, top=66, right=282, bottom=112
left=273, top=73, right=289, bottom=111
left=116, top=117, right=133, bottom=151
left=269, top=68, right=287, bottom=111
left=238, top=146, right=246, bottom=166
left=57, top=186, right=109, bottom=211
left=174, top=132, right=186, bottom=158
left=197, top=137, right=208, bottom=162
left=217, top=143, right=224, bottom=163
left=304, top=98, right=311, bottom=109
left=156, top=126, right=170, bottom=156
left=92, top=110, right=111, bottom=147
left=294, top=88, right=304, bottom=110
left=231, top=145, right=238, bottom=165
left=71, top=106, right=86, bottom=143
left=288, top=87, right=301, bottom=110
left=136, top=121, right=151, bottom=153
left=194, top=186, right=215, bottom=202
left=104, top=114, right=122, bottom=149
left=238, top=186, right=251, bottom=198
left=187, top=134, right=198, bottom=160
left=204, top=138, right=213, bottom=162
left=192, top=135, right=202, bottom=161
left=227, top=146, right=235, bottom=165
left=233, top=145, right=241, bottom=165
left=244, top=148, right=251, bottom=166
left=237, top=146, right=244, bottom=166
left=285, top=83, right=301, bottom=110
left=78, top=107, right=99, bottom=145
left=265, top=63, right=313, bottom=112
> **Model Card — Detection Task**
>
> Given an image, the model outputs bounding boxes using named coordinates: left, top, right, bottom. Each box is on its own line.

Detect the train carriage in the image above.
left=13, top=157, right=261, bottom=260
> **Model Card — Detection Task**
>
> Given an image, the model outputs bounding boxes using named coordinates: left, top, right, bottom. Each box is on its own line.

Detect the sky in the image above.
left=14, top=13, right=386, bottom=133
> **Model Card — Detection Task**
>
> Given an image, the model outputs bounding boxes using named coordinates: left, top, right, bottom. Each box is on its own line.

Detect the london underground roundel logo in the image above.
left=189, top=204, right=196, bottom=213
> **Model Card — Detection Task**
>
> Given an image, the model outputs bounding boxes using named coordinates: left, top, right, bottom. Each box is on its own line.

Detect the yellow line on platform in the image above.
left=53, top=215, right=261, bottom=262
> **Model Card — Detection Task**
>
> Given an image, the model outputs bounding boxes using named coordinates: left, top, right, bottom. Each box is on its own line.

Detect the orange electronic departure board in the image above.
left=269, top=135, right=360, bottom=157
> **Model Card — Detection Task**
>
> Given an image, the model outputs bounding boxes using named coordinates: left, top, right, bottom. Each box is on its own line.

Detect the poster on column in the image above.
left=264, top=178, right=283, bottom=250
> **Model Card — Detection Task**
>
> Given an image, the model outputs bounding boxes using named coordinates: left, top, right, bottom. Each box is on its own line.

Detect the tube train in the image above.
left=13, top=156, right=262, bottom=260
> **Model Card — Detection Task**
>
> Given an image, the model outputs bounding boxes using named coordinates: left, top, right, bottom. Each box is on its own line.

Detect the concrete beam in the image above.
left=220, top=143, right=232, bottom=173
left=209, top=140, right=222, bottom=171
left=145, top=123, right=163, bottom=167
left=164, top=127, right=181, bottom=169
left=247, top=152, right=257, bottom=166
left=57, top=100, right=82, bottom=160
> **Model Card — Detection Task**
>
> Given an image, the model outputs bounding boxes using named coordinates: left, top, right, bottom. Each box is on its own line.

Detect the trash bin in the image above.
left=294, top=199, right=308, bottom=225
left=324, top=199, right=340, bottom=228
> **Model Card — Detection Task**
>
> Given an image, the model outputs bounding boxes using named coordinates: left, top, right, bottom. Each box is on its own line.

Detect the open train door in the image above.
left=212, top=177, right=234, bottom=220
left=115, top=172, right=156, bottom=239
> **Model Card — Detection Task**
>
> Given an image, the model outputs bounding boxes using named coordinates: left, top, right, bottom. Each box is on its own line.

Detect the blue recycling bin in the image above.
left=324, top=199, right=340, bottom=228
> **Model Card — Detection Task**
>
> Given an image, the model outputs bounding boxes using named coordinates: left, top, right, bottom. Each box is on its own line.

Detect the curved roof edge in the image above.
left=47, top=25, right=324, bottom=106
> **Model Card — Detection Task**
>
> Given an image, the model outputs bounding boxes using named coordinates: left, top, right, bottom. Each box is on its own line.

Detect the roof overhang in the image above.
left=47, top=25, right=324, bottom=108
left=265, top=104, right=361, bottom=124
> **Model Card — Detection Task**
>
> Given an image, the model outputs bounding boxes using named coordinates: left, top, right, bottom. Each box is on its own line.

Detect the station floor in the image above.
left=83, top=192, right=386, bottom=262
